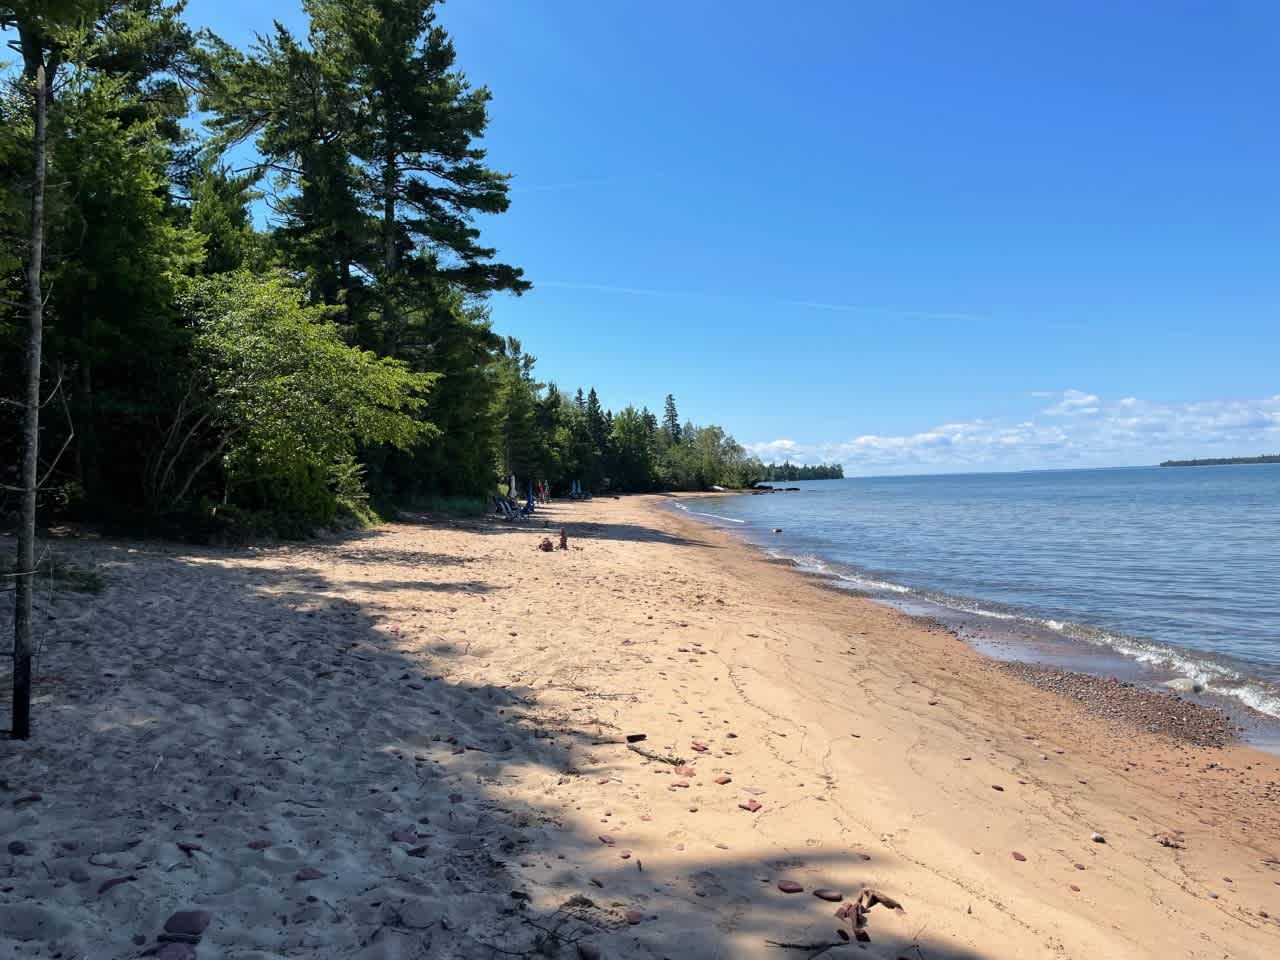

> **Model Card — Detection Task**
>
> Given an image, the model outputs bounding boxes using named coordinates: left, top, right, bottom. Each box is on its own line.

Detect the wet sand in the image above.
left=1, top=494, right=1278, bottom=958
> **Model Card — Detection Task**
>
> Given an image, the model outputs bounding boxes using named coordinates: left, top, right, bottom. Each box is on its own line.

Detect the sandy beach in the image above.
left=2, top=494, right=1279, bottom=959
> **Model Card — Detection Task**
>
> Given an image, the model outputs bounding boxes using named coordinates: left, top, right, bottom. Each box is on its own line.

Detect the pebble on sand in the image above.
left=295, top=867, right=325, bottom=881
left=1011, top=852, right=1027, bottom=862
left=777, top=880, right=804, bottom=894
left=1090, top=832, right=1106, bottom=844
left=714, top=775, right=732, bottom=785
left=813, top=888, right=844, bottom=902
left=739, top=799, right=762, bottom=812
left=98, top=875, right=137, bottom=895
left=164, top=910, right=213, bottom=937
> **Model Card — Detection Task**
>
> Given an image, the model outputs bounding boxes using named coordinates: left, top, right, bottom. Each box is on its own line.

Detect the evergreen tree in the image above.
left=662, top=393, right=681, bottom=444
left=303, top=0, right=530, bottom=353
left=188, top=156, right=260, bottom=274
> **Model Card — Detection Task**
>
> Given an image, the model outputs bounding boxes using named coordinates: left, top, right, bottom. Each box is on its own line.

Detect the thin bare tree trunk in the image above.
left=12, top=61, right=49, bottom=740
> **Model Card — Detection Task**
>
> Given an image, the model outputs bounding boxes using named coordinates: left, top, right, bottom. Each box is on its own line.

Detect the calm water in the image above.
left=673, top=465, right=1280, bottom=720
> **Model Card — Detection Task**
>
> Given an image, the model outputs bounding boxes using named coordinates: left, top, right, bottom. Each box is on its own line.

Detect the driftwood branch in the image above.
left=626, top=742, right=684, bottom=766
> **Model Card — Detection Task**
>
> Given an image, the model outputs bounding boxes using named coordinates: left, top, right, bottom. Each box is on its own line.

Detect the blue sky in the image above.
left=187, top=0, right=1279, bottom=474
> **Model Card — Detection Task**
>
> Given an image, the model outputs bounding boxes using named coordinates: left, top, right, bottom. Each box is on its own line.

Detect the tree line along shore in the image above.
left=1159, top=455, right=1280, bottom=467
left=1, top=1, right=837, bottom=542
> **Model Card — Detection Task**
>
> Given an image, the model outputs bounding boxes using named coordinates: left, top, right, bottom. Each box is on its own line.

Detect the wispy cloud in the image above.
left=1042, top=388, right=1100, bottom=416
left=748, top=391, right=1280, bottom=474
left=747, top=439, right=800, bottom=459
left=540, top=280, right=981, bottom=322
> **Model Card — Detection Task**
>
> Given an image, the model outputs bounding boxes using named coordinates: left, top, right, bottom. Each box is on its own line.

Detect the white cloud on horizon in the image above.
left=749, top=439, right=799, bottom=458
left=746, top=390, right=1280, bottom=474
left=1042, top=388, right=1100, bottom=416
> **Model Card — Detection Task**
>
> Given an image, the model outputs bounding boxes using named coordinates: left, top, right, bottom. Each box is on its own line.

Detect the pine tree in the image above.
left=662, top=393, right=681, bottom=444
left=304, top=0, right=530, bottom=353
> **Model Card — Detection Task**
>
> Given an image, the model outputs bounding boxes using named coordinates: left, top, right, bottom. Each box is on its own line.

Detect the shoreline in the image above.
left=2, top=496, right=1278, bottom=958
left=664, top=488, right=1280, bottom=748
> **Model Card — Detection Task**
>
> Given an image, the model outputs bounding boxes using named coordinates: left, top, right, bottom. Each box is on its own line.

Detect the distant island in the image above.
left=759, top=461, right=845, bottom=481
left=1160, top=455, right=1280, bottom=467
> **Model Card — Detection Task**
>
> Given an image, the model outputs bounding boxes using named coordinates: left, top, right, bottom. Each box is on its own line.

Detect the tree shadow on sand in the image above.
left=405, top=504, right=718, bottom=550
left=0, top=527, right=987, bottom=960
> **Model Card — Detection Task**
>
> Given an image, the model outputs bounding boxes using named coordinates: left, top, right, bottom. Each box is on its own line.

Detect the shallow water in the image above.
left=670, top=465, right=1280, bottom=731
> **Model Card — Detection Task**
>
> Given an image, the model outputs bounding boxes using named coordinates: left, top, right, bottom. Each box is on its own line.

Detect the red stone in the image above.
left=599, top=834, right=616, bottom=845
left=813, top=888, right=843, bottom=902
left=739, top=799, right=762, bottom=812
left=295, top=867, right=325, bottom=881
left=691, top=742, right=709, bottom=753
left=714, top=775, right=732, bottom=785
left=1011, top=852, right=1026, bottom=861
left=624, top=909, right=644, bottom=924
left=777, top=880, right=803, bottom=894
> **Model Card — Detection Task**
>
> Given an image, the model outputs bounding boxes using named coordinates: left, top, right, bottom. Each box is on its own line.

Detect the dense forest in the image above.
left=758, top=462, right=844, bottom=482
left=0, top=0, right=772, bottom=541
left=1160, top=455, right=1280, bottom=467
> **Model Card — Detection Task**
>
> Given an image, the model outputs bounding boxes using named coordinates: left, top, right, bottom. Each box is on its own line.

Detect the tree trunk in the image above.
left=12, top=61, right=49, bottom=740
left=381, top=148, right=399, bottom=355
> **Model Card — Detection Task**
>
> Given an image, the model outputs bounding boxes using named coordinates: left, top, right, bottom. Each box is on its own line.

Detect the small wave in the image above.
left=1043, top=622, right=1280, bottom=719
left=670, top=502, right=746, bottom=524
left=838, top=573, right=912, bottom=594
left=689, top=511, right=745, bottom=524
left=935, top=599, right=1021, bottom=621
left=768, top=550, right=912, bottom=593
